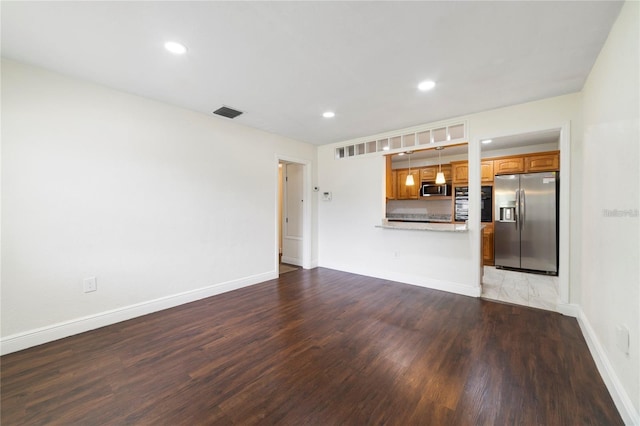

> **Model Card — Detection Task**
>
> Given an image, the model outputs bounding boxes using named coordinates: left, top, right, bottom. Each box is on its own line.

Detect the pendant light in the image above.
left=435, top=147, right=446, bottom=184
left=405, top=151, right=415, bottom=186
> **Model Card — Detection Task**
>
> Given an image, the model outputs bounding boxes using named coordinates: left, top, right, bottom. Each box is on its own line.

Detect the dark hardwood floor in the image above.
left=1, top=268, right=622, bottom=425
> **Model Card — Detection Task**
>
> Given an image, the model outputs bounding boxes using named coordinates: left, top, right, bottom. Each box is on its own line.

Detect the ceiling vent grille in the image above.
left=213, top=106, right=243, bottom=119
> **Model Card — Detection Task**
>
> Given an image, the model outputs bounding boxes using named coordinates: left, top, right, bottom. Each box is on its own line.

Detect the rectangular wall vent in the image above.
left=213, top=106, right=243, bottom=119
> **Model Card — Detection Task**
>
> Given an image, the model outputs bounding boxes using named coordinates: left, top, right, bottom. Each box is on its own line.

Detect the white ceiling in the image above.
left=1, top=1, right=622, bottom=146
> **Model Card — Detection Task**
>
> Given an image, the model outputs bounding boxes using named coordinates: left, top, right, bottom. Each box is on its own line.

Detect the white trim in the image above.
left=576, top=307, right=639, bottom=425
left=337, top=119, right=468, bottom=148
left=556, top=302, right=580, bottom=318
left=0, top=270, right=277, bottom=356
left=320, top=263, right=482, bottom=298
left=468, top=122, right=483, bottom=291
left=557, top=122, right=571, bottom=305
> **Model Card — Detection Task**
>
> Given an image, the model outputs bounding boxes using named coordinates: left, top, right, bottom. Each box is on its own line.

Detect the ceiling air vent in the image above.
left=213, top=106, right=243, bottom=119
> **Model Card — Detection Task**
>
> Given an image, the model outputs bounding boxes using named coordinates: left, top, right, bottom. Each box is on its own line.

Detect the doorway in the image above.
left=277, top=157, right=310, bottom=275
left=478, top=126, right=569, bottom=312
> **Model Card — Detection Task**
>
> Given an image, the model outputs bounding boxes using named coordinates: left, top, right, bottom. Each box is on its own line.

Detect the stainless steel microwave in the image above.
left=421, top=183, right=451, bottom=197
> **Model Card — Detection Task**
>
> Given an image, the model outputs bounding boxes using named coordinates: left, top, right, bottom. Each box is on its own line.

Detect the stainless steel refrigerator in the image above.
left=494, top=172, right=558, bottom=274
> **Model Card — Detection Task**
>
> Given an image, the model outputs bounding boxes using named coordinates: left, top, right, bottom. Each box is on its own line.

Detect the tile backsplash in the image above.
left=386, top=199, right=452, bottom=216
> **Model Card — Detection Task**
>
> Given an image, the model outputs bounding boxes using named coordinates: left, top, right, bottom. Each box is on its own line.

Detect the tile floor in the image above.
left=279, top=263, right=300, bottom=274
left=481, top=266, right=559, bottom=311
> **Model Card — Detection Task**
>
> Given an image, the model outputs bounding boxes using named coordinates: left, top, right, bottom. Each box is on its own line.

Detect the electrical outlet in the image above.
left=83, top=277, right=97, bottom=293
left=615, top=325, right=629, bottom=355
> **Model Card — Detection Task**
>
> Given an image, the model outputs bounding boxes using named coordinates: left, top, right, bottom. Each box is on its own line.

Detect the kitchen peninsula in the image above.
left=376, top=219, right=468, bottom=232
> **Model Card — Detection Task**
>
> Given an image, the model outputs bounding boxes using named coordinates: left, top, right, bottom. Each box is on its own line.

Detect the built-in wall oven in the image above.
left=455, top=186, right=493, bottom=222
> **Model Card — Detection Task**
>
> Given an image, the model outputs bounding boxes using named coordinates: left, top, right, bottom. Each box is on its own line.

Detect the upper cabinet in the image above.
left=396, top=169, right=420, bottom=199
left=494, top=151, right=559, bottom=175
left=493, top=157, right=525, bottom=175
left=385, top=156, right=397, bottom=200
left=451, top=160, right=494, bottom=184
left=447, top=152, right=559, bottom=182
left=421, top=164, right=451, bottom=182
left=481, top=161, right=494, bottom=182
left=452, top=162, right=468, bottom=184
left=390, top=171, right=398, bottom=200
left=525, top=152, right=560, bottom=172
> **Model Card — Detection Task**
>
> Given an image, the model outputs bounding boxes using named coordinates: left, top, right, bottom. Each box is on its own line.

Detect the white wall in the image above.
left=580, top=1, right=639, bottom=421
left=318, top=93, right=581, bottom=298
left=1, top=60, right=317, bottom=351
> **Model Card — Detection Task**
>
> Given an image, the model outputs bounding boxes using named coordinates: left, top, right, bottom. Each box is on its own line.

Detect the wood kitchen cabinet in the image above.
left=441, top=165, right=452, bottom=182
left=451, top=161, right=494, bottom=183
left=525, top=152, right=559, bottom=172
left=452, top=162, right=468, bottom=184
left=387, top=170, right=397, bottom=200
left=420, top=165, right=451, bottom=182
left=396, top=169, right=420, bottom=199
left=493, top=151, right=558, bottom=175
left=481, top=161, right=494, bottom=182
left=421, top=166, right=437, bottom=182
left=494, top=157, right=525, bottom=175
left=483, top=223, right=495, bottom=266
left=385, top=156, right=397, bottom=200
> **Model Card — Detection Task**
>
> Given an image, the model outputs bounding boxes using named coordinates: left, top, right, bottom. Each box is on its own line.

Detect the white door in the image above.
left=282, top=163, right=304, bottom=266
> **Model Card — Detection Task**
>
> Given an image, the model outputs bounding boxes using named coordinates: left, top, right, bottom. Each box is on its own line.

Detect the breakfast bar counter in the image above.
left=376, top=219, right=468, bottom=232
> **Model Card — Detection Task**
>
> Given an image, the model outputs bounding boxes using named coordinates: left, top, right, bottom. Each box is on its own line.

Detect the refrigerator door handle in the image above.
left=521, top=189, right=526, bottom=229
left=515, top=189, right=520, bottom=230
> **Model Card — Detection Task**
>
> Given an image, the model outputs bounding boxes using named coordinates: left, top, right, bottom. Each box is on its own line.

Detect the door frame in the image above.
left=275, top=155, right=312, bottom=272
left=474, top=121, right=571, bottom=309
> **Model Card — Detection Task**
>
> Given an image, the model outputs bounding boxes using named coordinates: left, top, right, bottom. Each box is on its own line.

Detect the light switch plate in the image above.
left=83, top=277, right=97, bottom=293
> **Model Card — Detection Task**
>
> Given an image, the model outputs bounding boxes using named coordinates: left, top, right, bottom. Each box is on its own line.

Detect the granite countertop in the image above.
left=376, top=219, right=468, bottom=232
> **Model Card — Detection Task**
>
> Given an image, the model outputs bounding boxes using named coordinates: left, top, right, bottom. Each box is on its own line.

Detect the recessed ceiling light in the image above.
left=482, top=139, right=493, bottom=144
left=164, top=41, right=187, bottom=55
left=322, top=111, right=335, bottom=118
left=418, top=80, right=436, bottom=91
left=398, top=152, right=405, bottom=156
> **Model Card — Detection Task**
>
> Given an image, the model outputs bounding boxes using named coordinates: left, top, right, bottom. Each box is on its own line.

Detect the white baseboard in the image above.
left=576, top=307, right=639, bottom=425
left=318, top=262, right=481, bottom=298
left=556, top=302, right=580, bottom=317
left=306, top=259, right=319, bottom=269
left=1, top=270, right=278, bottom=356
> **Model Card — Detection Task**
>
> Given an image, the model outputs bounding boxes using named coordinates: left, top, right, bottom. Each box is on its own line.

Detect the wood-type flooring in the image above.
left=1, top=268, right=623, bottom=425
